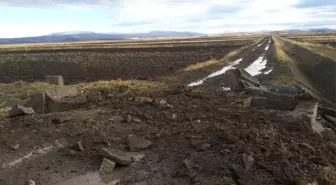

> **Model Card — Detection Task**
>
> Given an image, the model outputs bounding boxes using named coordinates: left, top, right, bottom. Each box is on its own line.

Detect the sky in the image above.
left=0, top=0, right=335, bottom=38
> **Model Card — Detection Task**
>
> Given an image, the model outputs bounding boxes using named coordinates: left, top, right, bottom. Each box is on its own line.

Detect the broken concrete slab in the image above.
left=293, top=101, right=318, bottom=124
left=24, top=92, right=46, bottom=113
left=45, top=96, right=86, bottom=113
left=100, top=148, right=133, bottom=165
left=9, top=105, right=35, bottom=117
left=45, top=86, right=80, bottom=99
left=45, top=75, right=64, bottom=86
left=99, top=158, right=116, bottom=175
left=244, top=97, right=298, bottom=111
left=126, top=134, right=153, bottom=152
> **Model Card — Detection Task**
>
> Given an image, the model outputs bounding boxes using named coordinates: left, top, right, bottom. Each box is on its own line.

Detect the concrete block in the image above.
left=45, top=95, right=86, bottom=113
left=244, top=97, right=298, bottom=111
left=45, top=75, right=64, bottom=86
left=294, top=101, right=318, bottom=123
left=45, top=86, right=80, bottom=99
left=24, top=92, right=46, bottom=113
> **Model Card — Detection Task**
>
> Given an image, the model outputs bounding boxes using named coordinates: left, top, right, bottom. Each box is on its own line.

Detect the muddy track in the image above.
left=187, top=36, right=294, bottom=89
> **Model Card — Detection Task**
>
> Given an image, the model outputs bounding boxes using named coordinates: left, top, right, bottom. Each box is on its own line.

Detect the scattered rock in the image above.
left=327, top=141, right=336, bottom=154
left=99, top=158, right=116, bottom=175
left=182, top=159, right=198, bottom=178
left=135, top=97, right=154, bottom=104
left=242, top=154, right=254, bottom=170
left=9, top=105, right=35, bottom=117
left=73, top=141, right=84, bottom=152
left=199, top=143, right=211, bottom=151
left=100, top=148, right=133, bottom=165
left=11, top=144, right=19, bottom=150
left=298, top=143, right=316, bottom=152
left=52, top=116, right=71, bottom=124
left=68, top=150, right=77, bottom=156
left=109, top=115, right=123, bottom=122
left=195, top=120, right=201, bottom=124
left=123, top=115, right=132, bottom=123
left=172, top=114, right=177, bottom=120
left=132, top=117, right=142, bottom=123
left=126, top=134, right=153, bottom=151
left=26, top=180, right=36, bottom=185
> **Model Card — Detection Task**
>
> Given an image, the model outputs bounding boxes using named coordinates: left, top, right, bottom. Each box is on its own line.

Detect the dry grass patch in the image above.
left=277, top=36, right=336, bottom=61
left=0, top=107, right=10, bottom=120
left=182, top=59, right=219, bottom=72
left=81, top=79, right=168, bottom=91
left=0, top=81, right=55, bottom=98
left=266, top=76, right=297, bottom=87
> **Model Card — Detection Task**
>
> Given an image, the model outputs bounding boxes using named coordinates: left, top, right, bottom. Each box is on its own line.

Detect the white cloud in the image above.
left=0, top=0, right=335, bottom=37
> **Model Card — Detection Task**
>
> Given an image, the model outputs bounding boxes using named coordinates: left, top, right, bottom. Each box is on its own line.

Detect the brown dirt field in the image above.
left=0, top=45, right=242, bottom=84
left=1, top=35, right=336, bottom=185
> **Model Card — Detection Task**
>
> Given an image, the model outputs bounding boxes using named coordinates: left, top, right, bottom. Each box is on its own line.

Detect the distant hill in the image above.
left=0, top=31, right=204, bottom=44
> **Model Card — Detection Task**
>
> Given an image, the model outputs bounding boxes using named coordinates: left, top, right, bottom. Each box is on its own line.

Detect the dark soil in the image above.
left=0, top=90, right=336, bottom=185
left=0, top=45, right=241, bottom=84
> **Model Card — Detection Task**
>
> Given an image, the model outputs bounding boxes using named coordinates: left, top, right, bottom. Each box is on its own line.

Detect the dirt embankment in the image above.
left=274, top=36, right=336, bottom=104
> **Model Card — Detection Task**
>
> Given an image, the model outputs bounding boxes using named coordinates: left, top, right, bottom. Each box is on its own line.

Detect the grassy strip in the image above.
left=0, top=81, right=55, bottom=98
left=272, top=36, right=292, bottom=63
left=80, top=79, right=167, bottom=91
left=181, top=59, right=220, bottom=72
left=276, top=35, right=336, bottom=61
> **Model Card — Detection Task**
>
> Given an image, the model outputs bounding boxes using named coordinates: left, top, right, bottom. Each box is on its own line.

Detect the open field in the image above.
left=1, top=35, right=336, bottom=185
left=0, top=37, right=257, bottom=84
left=281, top=33, right=336, bottom=47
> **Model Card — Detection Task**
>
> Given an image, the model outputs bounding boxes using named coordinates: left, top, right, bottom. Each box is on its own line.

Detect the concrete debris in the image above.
left=294, top=101, right=318, bottom=124
left=9, top=105, right=35, bottom=117
left=123, top=115, right=132, bottom=123
left=244, top=97, right=298, bottom=111
left=242, top=154, right=254, bottom=171
left=52, top=116, right=71, bottom=124
left=200, top=143, right=211, bottom=151
left=99, top=158, right=116, bottom=175
left=73, top=141, right=84, bottom=152
left=24, top=92, right=46, bottom=113
left=26, top=180, right=36, bottom=185
left=135, top=97, right=154, bottom=104
left=109, top=115, right=123, bottom=122
left=172, top=114, right=177, bottom=120
left=182, top=159, right=198, bottom=178
left=11, top=144, right=19, bottom=150
left=126, top=134, right=153, bottom=152
left=132, top=117, right=142, bottom=123
left=100, top=148, right=133, bottom=165
left=45, top=75, right=64, bottom=86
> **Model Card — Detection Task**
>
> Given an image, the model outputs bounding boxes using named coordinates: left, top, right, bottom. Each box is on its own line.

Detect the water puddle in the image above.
left=257, top=43, right=262, bottom=47
left=58, top=153, right=145, bottom=185
left=188, top=58, right=243, bottom=87
left=265, top=43, right=270, bottom=50
left=244, top=56, right=267, bottom=76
